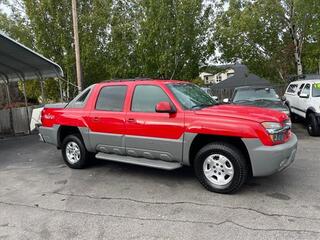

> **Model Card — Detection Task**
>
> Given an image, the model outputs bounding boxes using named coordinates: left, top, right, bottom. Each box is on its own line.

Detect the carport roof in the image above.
left=0, top=31, right=63, bottom=82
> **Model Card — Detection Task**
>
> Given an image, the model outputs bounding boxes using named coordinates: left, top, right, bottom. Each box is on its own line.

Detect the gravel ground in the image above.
left=0, top=123, right=319, bottom=240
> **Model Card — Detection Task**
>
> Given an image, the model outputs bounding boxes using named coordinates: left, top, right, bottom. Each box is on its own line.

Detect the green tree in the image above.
left=1, top=0, right=212, bottom=102
left=105, top=0, right=140, bottom=79
left=136, top=0, right=211, bottom=80
left=214, top=0, right=320, bottom=82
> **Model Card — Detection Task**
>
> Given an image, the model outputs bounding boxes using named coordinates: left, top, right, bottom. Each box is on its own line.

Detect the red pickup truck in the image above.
left=39, top=79, right=297, bottom=193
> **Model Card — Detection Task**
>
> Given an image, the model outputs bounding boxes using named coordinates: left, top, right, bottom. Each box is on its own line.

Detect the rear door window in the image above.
left=95, top=86, right=127, bottom=111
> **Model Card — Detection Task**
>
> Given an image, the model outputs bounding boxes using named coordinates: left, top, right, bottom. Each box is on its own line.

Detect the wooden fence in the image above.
left=0, top=106, right=34, bottom=135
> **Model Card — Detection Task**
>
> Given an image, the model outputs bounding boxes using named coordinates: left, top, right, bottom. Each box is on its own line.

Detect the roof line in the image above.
left=103, top=78, right=153, bottom=82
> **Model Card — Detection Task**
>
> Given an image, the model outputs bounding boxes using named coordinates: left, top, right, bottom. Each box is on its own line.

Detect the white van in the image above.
left=284, top=79, right=320, bottom=136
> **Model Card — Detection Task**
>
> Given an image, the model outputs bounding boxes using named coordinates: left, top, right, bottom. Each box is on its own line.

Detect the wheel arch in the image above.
left=306, top=107, right=316, bottom=117
left=57, top=125, right=82, bottom=149
left=285, top=100, right=290, bottom=109
left=186, top=134, right=253, bottom=176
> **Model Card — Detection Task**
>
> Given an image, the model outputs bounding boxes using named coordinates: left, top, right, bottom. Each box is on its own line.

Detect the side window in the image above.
left=297, top=84, right=305, bottom=96
left=131, top=85, right=171, bottom=112
left=300, top=84, right=310, bottom=97
left=66, top=86, right=93, bottom=108
left=286, top=84, right=298, bottom=94
left=95, top=86, right=127, bottom=111
left=76, top=89, right=90, bottom=103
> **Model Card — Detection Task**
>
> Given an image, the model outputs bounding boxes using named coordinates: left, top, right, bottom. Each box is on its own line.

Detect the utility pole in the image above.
left=71, top=0, right=83, bottom=93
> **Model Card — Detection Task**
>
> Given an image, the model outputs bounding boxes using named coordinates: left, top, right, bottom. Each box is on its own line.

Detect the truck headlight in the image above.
left=261, top=122, right=282, bottom=134
left=261, top=121, right=290, bottom=144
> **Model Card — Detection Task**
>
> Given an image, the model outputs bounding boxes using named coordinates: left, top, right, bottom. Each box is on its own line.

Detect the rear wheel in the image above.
left=62, top=134, right=90, bottom=168
left=307, top=113, right=320, bottom=136
left=194, top=142, right=248, bottom=194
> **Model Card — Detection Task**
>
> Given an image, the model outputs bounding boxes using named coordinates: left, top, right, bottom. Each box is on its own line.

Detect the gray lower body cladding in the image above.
left=90, top=132, right=184, bottom=162
left=40, top=125, right=298, bottom=176
left=40, top=125, right=191, bottom=163
left=39, top=125, right=59, bottom=145
left=242, top=133, right=298, bottom=177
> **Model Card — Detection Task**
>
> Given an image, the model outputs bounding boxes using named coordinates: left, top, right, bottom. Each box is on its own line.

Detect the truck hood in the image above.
left=195, top=104, right=288, bottom=123
left=232, top=100, right=288, bottom=112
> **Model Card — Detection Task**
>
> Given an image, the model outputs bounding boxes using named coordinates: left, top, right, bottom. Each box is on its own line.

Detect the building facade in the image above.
left=199, top=68, right=235, bottom=85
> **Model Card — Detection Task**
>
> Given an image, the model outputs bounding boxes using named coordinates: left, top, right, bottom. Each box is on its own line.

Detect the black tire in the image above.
left=194, top=142, right=248, bottom=194
left=307, top=113, right=320, bottom=136
left=290, top=112, right=300, bottom=123
left=61, top=134, right=90, bottom=169
left=287, top=104, right=299, bottom=123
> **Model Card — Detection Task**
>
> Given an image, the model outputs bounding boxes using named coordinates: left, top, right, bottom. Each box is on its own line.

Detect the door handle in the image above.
left=92, top=117, right=100, bottom=122
left=127, top=118, right=136, bottom=123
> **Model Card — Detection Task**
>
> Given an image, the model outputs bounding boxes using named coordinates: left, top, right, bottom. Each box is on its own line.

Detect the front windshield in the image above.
left=312, top=83, right=320, bottom=97
left=233, top=88, right=279, bottom=102
left=167, top=83, right=216, bottom=110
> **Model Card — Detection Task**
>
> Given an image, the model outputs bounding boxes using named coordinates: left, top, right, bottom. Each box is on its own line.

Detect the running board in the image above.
left=95, top=152, right=182, bottom=170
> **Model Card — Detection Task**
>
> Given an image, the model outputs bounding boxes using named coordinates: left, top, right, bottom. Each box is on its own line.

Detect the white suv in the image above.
left=284, top=79, right=320, bottom=136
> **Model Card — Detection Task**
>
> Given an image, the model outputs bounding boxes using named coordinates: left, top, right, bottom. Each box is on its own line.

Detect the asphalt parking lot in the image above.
left=0, top=123, right=319, bottom=240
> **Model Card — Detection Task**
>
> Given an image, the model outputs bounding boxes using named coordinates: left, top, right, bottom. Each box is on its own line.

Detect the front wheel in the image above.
left=62, top=134, right=90, bottom=169
left=290, top=112, right=300, bottom=123
left=194, top=142, right=248, bottom=194
left=287, top=104, right=299, bottom=123
left=307, top=113, right=320, bottom=136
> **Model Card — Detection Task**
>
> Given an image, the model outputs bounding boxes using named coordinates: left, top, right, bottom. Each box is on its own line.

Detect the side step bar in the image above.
left=95, top=152, right=182, bottom=170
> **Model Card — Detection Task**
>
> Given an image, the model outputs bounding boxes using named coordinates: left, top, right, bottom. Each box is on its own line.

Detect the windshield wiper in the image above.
left=234, top=99, right=254, bottom=103
left=253, top=98, right=278, bottom=102
left=191, top=103, right=215, bottom=109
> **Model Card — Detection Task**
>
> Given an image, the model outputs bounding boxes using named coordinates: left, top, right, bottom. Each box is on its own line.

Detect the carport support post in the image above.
left=40, top=79, right=45, bottom=104
left=58, top=78, right=63, bottom=102
left=22, top=79, right=31, bottom=134
left=3, top=77, right=14, bottom=135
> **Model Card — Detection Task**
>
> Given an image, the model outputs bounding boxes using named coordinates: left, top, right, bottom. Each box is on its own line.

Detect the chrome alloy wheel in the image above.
left=203, top=154, right=234, bottom=186
left=66, top=141, right=81, bottom=164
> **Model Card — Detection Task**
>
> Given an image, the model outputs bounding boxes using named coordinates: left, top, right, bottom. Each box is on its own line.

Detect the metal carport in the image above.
left=0, top=31, right=64, bottom=135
